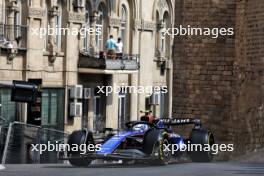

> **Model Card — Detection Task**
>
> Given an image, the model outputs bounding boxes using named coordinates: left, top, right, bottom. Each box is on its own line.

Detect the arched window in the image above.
left=44, top=1, right=63, bottom=51
left=163, top=12, right=170, bottom=58
left=55, top=0, right=62, bottom=50
left=155, top=11, right=160, bottom=51
left=96, top=3, right=105, bottom=52
left=121, top=5, right=127, bottom=52
left=83, top=3, right=91, bottom=53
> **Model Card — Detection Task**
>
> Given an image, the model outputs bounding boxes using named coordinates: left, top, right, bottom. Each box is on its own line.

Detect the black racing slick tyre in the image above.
left=189, top=129, right=214, bottom=162
left=68, top=130, right=93, bottom=167
left=143, top=129, right=171, bottom=165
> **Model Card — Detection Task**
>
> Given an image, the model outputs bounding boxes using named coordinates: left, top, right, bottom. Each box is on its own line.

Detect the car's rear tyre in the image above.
left=189, top=129, right=214, bottom=162
left=143, top=129, right=171, bottom=165
left=68, top=130, right=93, bottom=167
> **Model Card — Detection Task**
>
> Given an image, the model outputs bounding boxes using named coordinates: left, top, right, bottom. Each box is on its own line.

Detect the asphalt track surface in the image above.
left=1, top=162, right=264, bottom=176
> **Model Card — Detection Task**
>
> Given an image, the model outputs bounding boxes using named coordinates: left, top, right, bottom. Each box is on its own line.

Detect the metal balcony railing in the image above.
left=0, top=24, right=27, bottom=50
left=79, top=52, right=140, bottom=70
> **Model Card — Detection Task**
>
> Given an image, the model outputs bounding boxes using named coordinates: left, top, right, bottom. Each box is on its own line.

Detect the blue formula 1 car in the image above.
left=60, top=112, right=214, bottom=167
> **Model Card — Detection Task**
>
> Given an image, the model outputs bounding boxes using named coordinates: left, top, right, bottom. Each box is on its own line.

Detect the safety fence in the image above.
left=1, top=122, right=68, bottom=164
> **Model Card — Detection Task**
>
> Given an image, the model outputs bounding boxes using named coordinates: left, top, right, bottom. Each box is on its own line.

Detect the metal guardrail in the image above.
left=1, top=122, right=68, bottom=164
left=79, top=53, right=140, bottom=70
left=81, top=51, right=140, bottom=61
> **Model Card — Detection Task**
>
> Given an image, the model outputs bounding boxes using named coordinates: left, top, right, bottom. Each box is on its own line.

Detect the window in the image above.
left=163, top=12, right=170, bottom=57
left=121, top=5, right=127, bottom=51
left=41, top=89, right=65, bottom=131
left=14, top=1, right=21, bottom=26
left=155, top=11, right=160, bottom=52
left=96, top=4, right=104, bottom=51
left=118, top=92, right=126, bottom=129
left=93, top=87, right=106, bottom=132
left=83, top=3, right=90, bottom=53
left=55, top=1, right=62, bottom=50
left=45, top=1, right=63, bottom=51
left=44, top=4, right=48, bottom=49
left=14, top=0, right=22, bottom=39
left=0, top=0, right=5, bottom=24
left=0, top=88, right=18, bottom=123
left=0, top=0, right=5, bottom=40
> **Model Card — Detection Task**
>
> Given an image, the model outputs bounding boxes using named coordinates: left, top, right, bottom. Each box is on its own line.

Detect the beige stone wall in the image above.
left=0, top=0, right=175, bottom=132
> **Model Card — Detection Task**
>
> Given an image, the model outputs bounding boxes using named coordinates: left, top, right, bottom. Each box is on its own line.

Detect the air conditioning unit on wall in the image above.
left=149, top=93, right=160, bottom=105
left=70, top=102, right=82, bottom=117
left=70, top=85, right=83, bottom=99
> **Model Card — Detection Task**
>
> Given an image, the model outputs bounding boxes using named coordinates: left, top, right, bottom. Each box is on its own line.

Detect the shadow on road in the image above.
left=225, top=163, right=264, bottom=175
left=42, top=162, right=186, bottom=169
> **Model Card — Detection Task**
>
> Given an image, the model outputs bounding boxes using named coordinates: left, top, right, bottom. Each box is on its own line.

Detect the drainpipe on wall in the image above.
left=137, top=0, right=143, bottom=118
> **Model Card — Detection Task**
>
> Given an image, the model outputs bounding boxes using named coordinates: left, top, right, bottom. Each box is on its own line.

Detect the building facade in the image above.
left=0, top=0, right=175, bottom=133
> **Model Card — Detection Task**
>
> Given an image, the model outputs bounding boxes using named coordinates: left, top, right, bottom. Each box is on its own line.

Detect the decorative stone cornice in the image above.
left=133, top=19, right=156, bottom=31
left=133, top=19, right=142, bottom=30
left=109, top=18, right=122, bottom=27
left=28, top=7, right=45, bottom=19
left=141, top=20, right=156, bottom=31
left=67, top=12, right=85, bottom=24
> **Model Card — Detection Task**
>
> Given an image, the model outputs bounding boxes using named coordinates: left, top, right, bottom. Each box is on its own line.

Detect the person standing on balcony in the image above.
left=116, top=38, right=123, bottom=59
left=105, top=35, right=116, bottom=59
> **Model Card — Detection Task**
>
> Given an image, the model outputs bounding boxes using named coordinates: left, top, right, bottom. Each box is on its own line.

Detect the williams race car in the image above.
left=59, top=112, right=214, bottom=167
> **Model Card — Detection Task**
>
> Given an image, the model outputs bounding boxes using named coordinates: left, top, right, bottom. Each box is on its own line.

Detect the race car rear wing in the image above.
left=159, top=118, right=202, bottom=129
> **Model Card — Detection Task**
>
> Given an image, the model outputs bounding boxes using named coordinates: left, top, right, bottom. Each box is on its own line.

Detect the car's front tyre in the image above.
left=68, top=130, right=93, bottom=167
left=143, top=129, right=171, bottom=165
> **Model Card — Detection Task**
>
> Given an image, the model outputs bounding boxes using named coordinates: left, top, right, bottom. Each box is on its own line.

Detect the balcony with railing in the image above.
left=0, top=24, right=27, bottom=50
left=79, top=52, right=140, bottom=71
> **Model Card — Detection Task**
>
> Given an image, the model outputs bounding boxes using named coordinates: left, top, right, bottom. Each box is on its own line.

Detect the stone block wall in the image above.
left=172, top=0, right=264, bottom=160
left=231, top=0, right=264, bottom=157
